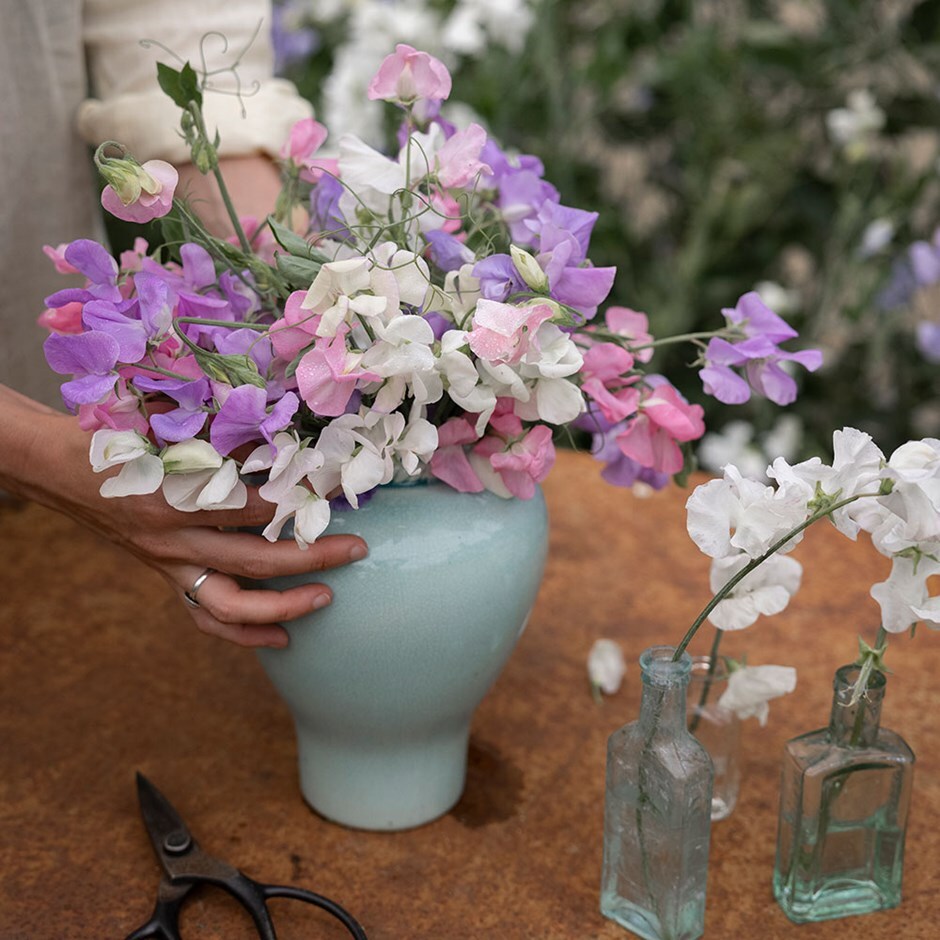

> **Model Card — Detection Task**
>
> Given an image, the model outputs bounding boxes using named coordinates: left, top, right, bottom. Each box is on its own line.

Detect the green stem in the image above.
left=174, top=317, right=268, bottom=331
left=673, top=491, right=882, bottom=662
left=688, top=629, right=724, bottom=734
left=191, top=101, right=251, bottom=253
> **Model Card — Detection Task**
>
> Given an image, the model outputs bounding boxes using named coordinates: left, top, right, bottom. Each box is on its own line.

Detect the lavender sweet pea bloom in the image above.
left=133, top=373, right=210, bottom=443
left=43, top=330, right=120, bottom=409
left=44, top=239, right=123, bottom=308
left=310, top=175, right=352, bottom=243
left=209, top=385, right=300, bottom=456
left=701, top=292, right=823, bottom=406
left=424, top=230, right=474, bottom=273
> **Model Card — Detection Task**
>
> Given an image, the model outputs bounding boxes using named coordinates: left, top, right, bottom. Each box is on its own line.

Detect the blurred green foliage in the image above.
left=273, top=0, right=940, bottom=454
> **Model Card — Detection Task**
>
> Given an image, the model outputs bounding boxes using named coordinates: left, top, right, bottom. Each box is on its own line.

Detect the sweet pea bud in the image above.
left=510, top=245, right=549, bottom=293
left=94, top=142, right=160, bottom=206
left=162, top=439, right=223, bottom=474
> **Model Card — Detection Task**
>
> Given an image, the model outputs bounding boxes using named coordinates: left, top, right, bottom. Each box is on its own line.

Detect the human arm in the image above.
left=0, top=384, right=366, bottom=648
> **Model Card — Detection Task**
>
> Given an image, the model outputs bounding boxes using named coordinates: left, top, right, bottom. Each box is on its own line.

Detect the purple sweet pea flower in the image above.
left=909, top=230, right=940, bottom=286
left=701, top=292, right=823, bottom=406
left=424, top=230, right=475, bottom=272
left=423, top=311, right=452, bottom=340
left=916, top=322, right=940, bottom=363
left=81, top=299, right=148, bottom=364
left=271, top=0, right=319, bottom=75
left=310, top=174, right=352, bottom=243
left=133, top=372, right=210, bottom=443
left=44, top=239, right=123, bottom=308
left=473, top=254, right=525, bottom=302
left=209, top=385, right=300, bottom=456
left=43, top=330, right=120, bottom=410
left=215, top=328, right=274, bottom=376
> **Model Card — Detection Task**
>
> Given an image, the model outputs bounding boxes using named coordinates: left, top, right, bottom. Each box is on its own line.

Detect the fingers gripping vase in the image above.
left=256, top=480, right=549, bottom=831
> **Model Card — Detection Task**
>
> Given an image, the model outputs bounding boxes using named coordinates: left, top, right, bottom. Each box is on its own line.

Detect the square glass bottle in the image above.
left=601, top=646, right=714, bottom=940
left=773, top=664, right=914, bottom=922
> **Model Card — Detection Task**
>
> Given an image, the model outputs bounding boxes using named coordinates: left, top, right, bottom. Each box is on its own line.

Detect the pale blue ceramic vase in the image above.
left=256, top=479, right=549, bottom=831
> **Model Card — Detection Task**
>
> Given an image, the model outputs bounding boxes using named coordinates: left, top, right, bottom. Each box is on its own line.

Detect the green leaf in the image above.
left=268, top=217, right=328, bottom=262
left=156, top=61, right=203, bottom=110
left=276, top=252, right=323, bottom=290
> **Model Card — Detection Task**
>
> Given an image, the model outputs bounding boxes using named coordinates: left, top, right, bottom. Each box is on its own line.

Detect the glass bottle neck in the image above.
left=828, top=664, right=886, bottom=747
left=638, top=646, right=691, bottom=734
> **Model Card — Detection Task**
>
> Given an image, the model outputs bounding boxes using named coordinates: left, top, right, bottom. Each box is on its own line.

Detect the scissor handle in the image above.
left=124, top=879, right=194, bottom=940
left=260, top=882, right=369, bottom=939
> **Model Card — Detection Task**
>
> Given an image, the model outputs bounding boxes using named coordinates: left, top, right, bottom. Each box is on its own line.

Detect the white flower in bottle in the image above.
left=717, top=664, right=797, bottom=726
left=706, top=552, right=802, bottom=631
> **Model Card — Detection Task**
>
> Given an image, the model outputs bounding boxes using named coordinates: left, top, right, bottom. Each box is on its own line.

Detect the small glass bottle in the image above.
left=686, top=656, right=741, bottom=821
left=773, top=664, right=915, bottom=923
left=601, top=646, right=714, bottom=940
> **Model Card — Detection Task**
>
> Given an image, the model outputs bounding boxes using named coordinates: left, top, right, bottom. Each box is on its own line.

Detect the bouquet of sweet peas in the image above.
left=38, top=44, right=821, bottom=548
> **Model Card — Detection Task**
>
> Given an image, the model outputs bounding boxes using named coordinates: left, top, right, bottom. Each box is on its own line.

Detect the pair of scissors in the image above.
left=126, top=773, right=369, bottom=940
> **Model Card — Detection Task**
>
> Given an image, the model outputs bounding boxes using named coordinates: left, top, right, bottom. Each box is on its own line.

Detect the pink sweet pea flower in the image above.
left=429, top=416, right=485, bottom=493
left=77, top=378, right=149, bottom=435
left=580, top=343, right=641, bottom=423
left=466, top=300, right=555, bottom=364
left=605, top=307, right=655, bottom=363
left=475, top=421, right=556, bottom=499
left=100, top=159, right=178, bottom=224
left=37, top=301, right=84, bottom=334
left=616, top=381, right=705, bottom=475
left=436, top=123, right=491, bottom=189
left=269, top=291, right=321, bottom=362
left=280, top=118, right=334, bottom=183
left=367, top=44, right=452, bottom=106
left=42, top=244, right=79, bottom=274
left=294, top=328, right=380, bottom=417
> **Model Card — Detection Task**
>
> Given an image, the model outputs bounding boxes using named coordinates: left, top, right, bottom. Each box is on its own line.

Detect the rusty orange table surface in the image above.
left=1, top=450, right=938, bottom=939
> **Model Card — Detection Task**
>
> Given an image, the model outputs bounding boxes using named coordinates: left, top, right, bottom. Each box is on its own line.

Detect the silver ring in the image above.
left=183, top=568, right=216, bottom=609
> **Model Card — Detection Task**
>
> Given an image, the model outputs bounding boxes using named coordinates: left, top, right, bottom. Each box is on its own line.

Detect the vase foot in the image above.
left=295, top=724, right=470, bottom=831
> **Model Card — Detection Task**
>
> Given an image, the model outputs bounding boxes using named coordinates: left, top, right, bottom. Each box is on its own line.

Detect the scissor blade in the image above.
left=135, top=772, right=194, bottom=868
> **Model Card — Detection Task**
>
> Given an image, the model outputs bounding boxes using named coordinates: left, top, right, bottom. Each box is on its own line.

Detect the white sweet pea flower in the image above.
left=870, top=439, right=940, bottom=554
left=717, top=664, right=797, bottom=726
left=686, top=464, right=810, bottom=560
left=439, top=264, right=481, bottom=325
left=390, top=414, right=439, bottom=476
left=755, top=280, right=800, bottom=317
left=587, top=639, right=626, bottom=696
left=362, top=315, right=443, bottom=411
left=89, top=429, right=164, bottom=497
left=264, top=485, right=333, bottom=549
left=826, top=90, right=885, bottom=151
left=768, top=427, right=886, bottom=539
left=707, top=552, right=803, bottom=631
left=371, top=243, right=432, bottom=309
left=437, top=330, right=497, bottom=434
left=311, top=412, right=394, bottom=508
left=161, top=456, right=247, bottom=512
left=870, top=547, right=940, bottom=633
left=301, top=257, right=394, bottom=337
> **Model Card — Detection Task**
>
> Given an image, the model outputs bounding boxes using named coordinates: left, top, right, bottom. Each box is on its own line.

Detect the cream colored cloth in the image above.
left=0, top=0, right=311, bottom=406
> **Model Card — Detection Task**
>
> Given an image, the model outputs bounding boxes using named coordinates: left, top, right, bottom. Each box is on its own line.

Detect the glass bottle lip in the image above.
left=640, top=645, right=693, bottom=685
left=833, top=663, right=887, bottom=694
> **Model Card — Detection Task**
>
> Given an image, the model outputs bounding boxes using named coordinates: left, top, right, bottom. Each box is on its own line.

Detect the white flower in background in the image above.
left=686, top=464, right=810, bottom=560
left=442, top=0, right=535, bottom=56
left=301, top=256, right=394, bottom=337
left=587, top=639, right=626, bottom=697
left=755, top=280, right=801, bottom=317
left=89, top=429, right=164, bottom=497
left=870, top=548, right=940, bottom=633
left=437, top=330, right=498, bottom=433
left=717, top=664, right=797, bottom=726
left=698, top=417, right=803, bottom=483
left=859, top=218, right=895, bottom=258
left=826, top=89, right=885, bottom=156
left=707, top=552, right=803, bottom=631
left=363, top=315, right=442, bottom=412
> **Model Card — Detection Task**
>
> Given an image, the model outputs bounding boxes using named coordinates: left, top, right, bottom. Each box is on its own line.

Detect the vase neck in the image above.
left=638, top=646, right=692, bottom=733
left=828, top=664, right=886, bottom=747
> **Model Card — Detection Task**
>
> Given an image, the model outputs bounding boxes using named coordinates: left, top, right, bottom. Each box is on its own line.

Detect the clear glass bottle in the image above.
left=601, top=646, right=714, bottom=940
left=773, top=664, right=915, bottom=923
left=686, top=656, right=741, bottom=821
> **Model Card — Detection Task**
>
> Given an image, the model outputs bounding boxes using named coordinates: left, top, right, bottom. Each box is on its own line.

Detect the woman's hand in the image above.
left=0, top=385, right=367, bottom=648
